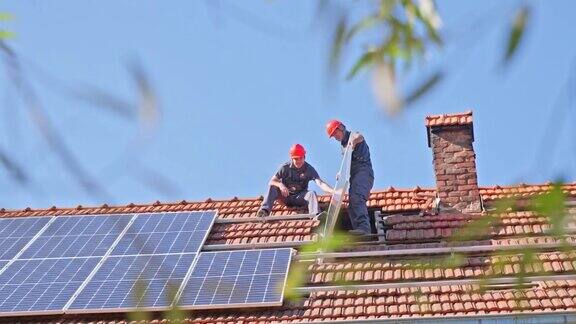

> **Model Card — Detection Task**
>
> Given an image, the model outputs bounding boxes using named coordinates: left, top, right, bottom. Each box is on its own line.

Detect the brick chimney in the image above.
left=426, top=111, right=482, bottom=213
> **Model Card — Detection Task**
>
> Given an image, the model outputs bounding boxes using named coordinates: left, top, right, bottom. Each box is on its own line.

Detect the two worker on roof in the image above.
left=257, top=120, right=374, bottom=236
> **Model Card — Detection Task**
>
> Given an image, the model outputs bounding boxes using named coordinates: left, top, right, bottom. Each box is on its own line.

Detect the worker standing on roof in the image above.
left=257, top=144, right=335, bottom=218
left=326, top=120, right=374, bottom=236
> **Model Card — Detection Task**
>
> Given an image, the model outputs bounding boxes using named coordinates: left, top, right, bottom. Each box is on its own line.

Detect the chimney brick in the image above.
left=426, top=111, right=482, bottom=212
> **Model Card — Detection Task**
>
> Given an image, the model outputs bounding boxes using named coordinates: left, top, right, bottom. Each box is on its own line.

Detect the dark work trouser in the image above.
left=261, top=186, right=318, bottom=214
left=348, top=168, right=374, bottom=234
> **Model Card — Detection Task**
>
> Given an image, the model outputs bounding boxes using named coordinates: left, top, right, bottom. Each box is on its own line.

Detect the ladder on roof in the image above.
left=321, top=139, right=353, bottom=243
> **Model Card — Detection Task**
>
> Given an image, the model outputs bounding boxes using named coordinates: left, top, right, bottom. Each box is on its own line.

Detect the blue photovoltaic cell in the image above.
left=0, top=217, right=51, bottom=260
left=20, top=215, right=132, bottom=259
left=69, top=253, right=196, bottom=310
left=0, top=257, right=99, bottom=314
left=179, top=248, right=292, bottom=309
left=111, top=211, right=216, bottom=256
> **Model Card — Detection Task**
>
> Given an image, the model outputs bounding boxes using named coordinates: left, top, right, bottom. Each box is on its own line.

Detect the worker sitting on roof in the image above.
left=257, top=144, right=335, bottom=218
left=326, top=120, right=374, bottom=236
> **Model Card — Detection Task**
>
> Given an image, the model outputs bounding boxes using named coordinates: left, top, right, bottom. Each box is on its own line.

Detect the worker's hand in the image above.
left=279, top=184, right=289, bottom=197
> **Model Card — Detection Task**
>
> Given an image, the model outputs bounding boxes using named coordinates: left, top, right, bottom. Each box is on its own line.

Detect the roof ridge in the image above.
left=0, top=182, right=574, bottom=218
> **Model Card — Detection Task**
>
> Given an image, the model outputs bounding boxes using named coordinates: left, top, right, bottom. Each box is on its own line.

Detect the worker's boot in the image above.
left=256, top=208, right=270, bottom=218
left=348, top=229, right=368, bottom=236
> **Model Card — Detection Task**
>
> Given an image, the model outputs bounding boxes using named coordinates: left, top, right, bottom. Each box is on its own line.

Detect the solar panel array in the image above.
left=0, top=211, right=295, bottom=317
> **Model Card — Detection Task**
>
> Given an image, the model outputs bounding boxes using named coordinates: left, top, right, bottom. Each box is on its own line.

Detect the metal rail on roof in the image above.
left=288, top=311, right=576, bottom=324
left=214, top=213, right=317, bottom=224
left=293, top=273, right=576, bottom=293
left=294, top=241, right=576, bottom=261
left=202, top=240, right=313, bottom=251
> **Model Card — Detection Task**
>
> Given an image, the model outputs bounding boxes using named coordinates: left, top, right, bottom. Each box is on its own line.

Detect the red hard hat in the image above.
left=289, top=144, right=306, bottom=158
left=326, top=119, right=343, bottom=137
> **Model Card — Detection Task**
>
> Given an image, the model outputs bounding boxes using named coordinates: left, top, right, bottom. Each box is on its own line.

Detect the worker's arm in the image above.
left=269, top=175, right=289, bottom=197
left=350, top=132, right=364, bottom=148
left=314, top=178, right=335, bottom=195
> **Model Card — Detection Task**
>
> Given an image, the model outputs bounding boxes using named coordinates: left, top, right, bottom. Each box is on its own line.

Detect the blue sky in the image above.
left=1, top=1, right=575, bottom=209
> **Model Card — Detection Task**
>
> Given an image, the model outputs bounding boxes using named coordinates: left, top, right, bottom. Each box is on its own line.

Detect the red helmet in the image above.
left=289, top=144, right=306, bottom=158
left=326, top=119, right=343, bottom=137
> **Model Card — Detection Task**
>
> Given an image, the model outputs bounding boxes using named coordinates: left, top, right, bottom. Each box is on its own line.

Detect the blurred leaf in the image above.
left=372, top=61, right=404, bottom=115
left=70, top=85, right=135, bottom=120
left=0, top=13, right=13, bottom=21
left=0, top=30, right=15, bottom=40
left=347, top=49, right=380, bottom=80
left=345, top=15, right=382, bottom=42
left=416, top=0, right=443, bottom=45
left=164, top=282, right=186, bottom=321
left=129, top=60, right=160, bottom=132
left=503, top=5, right=530, bottom=64
left=329, top=16, right=347, bottom=75
left=533, top=182, right=566, bottom=237
left=405, top=70, right=443, bottom=105
left=284, top=262, right=308, bottom=301
left=0, top=147, right=29, bottom=184
left=127, top=279, right=151, bottom=322
left=128, top=310, right=151, bottom=322
left=379, top=0, right=397, bottom=17
left=449, top=214, right=498, bottom=242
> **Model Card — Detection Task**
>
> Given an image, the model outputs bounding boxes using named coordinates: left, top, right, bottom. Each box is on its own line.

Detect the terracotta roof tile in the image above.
left=1, top=182, right=576, bottom=322
left=425, top=111, right=473, bottom=127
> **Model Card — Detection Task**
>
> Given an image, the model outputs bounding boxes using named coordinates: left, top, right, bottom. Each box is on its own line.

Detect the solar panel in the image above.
left=0, top=211, right=218, bottom=317
left=111, top=211, right=216, bottom=256
left=178, top=248, right=292, bottom=309
left=0, top=257, right=99, bottom=315
left=68, top=253, right=196, bottom=311
left=0, top=217, right=51, bottom=261
left=20, top=215, right=132, bottom=259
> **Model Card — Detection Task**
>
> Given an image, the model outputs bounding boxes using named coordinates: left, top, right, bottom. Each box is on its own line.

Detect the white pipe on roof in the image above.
left=214, top=213, right=317, bottom=224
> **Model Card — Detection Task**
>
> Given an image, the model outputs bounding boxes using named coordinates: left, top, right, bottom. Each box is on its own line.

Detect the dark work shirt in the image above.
left=275, top=162, right=320, bottom=194
left=341, top=130, right=373, bottom=175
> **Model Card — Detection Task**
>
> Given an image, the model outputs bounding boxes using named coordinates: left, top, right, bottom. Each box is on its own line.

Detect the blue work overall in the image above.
left=342, top=131, right=374, bottom=234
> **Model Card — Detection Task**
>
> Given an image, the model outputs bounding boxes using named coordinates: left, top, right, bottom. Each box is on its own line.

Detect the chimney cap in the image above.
left=426, top=110, right=474, bottom=147
left=425, top=110, right=473, bottom=128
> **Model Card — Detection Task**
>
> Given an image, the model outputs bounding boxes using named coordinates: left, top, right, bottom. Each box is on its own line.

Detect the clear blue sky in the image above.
left=1, top=1, right=575, bottom=209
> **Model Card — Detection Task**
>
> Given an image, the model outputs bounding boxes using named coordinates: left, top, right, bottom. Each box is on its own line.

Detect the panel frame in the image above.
left=176, top=247, right=294, bottom=310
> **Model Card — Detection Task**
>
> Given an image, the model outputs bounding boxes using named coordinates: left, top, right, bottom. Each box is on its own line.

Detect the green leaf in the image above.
left=345, top=15, right=382, bottom=42
left=503, top=5, right=530, bottom=64
left=346, top=50, right=379, bottom=80
left=405, top=70, right=443, bottom=105
left=532, top=182, right=566, bottom=237
left=0, top=30, right=15, bottom=40
left=0, top=12, right=14, bottom=21
left=449, top=214, right=498, bottom=242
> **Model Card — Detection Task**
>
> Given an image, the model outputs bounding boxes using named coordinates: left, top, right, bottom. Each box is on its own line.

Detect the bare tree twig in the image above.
left=0, top=41, right=114, bottom=203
